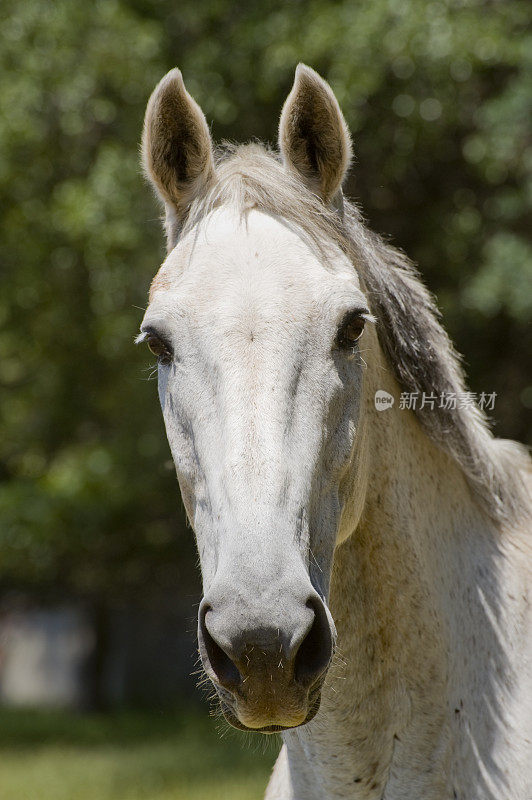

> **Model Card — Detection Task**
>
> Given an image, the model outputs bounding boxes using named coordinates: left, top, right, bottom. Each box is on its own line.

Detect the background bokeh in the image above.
left=0, top=0, right=530, bottom=796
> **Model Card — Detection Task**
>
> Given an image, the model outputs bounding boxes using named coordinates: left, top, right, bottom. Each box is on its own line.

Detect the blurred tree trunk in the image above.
left=87, top=601, right=112, bottom=711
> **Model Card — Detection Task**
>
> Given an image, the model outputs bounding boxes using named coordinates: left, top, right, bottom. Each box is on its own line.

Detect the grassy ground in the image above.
left=0, top=706, right=279, bottom=800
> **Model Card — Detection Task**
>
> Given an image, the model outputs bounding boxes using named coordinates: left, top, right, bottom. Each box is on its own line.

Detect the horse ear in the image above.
left=142, top=68, right=215, bottom=224
left=278, top=64, right=352, bottom=203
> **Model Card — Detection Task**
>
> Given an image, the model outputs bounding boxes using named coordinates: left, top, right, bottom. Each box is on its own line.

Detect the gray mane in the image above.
left=181, top=143, right=530, bottom=524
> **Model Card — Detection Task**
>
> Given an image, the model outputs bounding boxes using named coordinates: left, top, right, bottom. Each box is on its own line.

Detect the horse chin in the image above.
left=218, top=686, right=323, bottom=734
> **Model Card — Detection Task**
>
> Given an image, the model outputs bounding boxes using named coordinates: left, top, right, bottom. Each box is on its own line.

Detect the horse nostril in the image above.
left=198, top=593, right=333, bottom=695
left=294, top=595, right=333, bottom=687
left=198, top=604, right=241, bottom=691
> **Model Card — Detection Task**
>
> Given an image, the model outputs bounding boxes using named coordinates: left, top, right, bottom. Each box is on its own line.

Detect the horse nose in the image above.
left=198, top=593, right=333, bottom=693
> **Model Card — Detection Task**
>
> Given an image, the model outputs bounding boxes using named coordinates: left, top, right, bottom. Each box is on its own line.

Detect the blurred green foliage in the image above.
left=1, top=0, right=530, bottom=600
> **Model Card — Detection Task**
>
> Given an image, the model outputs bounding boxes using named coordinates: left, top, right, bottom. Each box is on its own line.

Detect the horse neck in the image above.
left=330, top=364, right=469, bottom=697
left=333, top=342, right=502, bottom=650
left=318, top=353, right=520, bottom=795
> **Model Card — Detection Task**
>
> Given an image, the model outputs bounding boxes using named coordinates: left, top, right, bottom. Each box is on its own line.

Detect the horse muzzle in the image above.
left=197, top=589, right=334, bottom=732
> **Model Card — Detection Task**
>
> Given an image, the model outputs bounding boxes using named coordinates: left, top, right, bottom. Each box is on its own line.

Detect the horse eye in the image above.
left=336, top=312, right=366, bottom=349
left=146, top=334, right=172, bottom=365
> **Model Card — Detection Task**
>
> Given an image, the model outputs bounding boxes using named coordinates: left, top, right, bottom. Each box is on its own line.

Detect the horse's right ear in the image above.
left=142, top=69, right=215, bottom=230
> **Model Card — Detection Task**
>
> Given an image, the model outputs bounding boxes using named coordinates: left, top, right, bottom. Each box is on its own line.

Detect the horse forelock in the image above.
left=174, top=142, right=530, bottom=525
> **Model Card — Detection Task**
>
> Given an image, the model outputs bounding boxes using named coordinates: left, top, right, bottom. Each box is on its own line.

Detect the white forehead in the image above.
left=148, top=207, right=364, bottom=313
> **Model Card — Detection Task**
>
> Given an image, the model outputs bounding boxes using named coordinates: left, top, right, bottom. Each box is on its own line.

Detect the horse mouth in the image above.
left=217, top=683, right=323, bottom=734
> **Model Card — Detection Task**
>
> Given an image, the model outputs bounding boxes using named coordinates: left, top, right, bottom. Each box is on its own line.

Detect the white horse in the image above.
left=137, top=64, right=531, bottom=799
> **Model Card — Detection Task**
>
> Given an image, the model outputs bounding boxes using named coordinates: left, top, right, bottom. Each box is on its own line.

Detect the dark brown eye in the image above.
left=336, top=311, right=367, bottom=349
left=146, top=334, right=172, bottom=365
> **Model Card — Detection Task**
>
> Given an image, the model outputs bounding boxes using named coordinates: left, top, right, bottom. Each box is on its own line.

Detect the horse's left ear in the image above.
left=279, top=64, right=352, bottom=203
